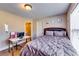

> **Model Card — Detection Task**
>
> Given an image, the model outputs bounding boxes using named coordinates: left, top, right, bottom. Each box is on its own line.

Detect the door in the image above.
left=25, top=22, right=31, bottom=36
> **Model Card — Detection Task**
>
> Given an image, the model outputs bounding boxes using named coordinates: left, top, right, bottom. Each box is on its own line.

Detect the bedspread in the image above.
left=20, top=35, right=78, bottom=56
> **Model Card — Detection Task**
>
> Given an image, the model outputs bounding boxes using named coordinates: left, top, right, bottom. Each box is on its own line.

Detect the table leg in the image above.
left=8, top=41, right=10, bottom=52
left=26, top=39, right=27, bottom=43
left=16, top=43, right=18, bottom=50
left=11, top=43, right=14, bottom=56
left=30, top=38, right=31, bottom=41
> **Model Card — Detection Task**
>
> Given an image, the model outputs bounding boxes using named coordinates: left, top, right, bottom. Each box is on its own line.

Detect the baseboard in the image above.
left=0, top=46, right=9, bottom=51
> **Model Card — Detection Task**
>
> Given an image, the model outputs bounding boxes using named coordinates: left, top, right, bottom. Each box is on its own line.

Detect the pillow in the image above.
left=17, top=32, right=24, bottom=39
left=46, top=31, right=53, bottom=36
left=54, top=31, right=66, bottom=37
left=10, top=32, right=17, bottom=38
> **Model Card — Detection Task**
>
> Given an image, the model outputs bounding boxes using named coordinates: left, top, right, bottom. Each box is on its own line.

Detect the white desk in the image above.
left=8, top=38, right=23, bottom=56
left=8, top=36, right=31, bottom=55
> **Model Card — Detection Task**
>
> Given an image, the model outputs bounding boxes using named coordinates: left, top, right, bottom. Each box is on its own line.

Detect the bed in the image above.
left=20, top=28, right=78, bottom=56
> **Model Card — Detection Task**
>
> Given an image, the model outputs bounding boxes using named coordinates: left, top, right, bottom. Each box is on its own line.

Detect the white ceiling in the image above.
left=0, top=3, right=70, bottom=19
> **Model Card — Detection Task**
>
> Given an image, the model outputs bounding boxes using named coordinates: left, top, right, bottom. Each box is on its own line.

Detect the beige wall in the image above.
left=42, top=14, right=67, bottom=28
left=36, top=14, right=67, bottom=37
left=0, top=10, right=32, bottom=51
left=32, top=20, right=37, bottom=39
left=0, top=10, right=26, bottom=32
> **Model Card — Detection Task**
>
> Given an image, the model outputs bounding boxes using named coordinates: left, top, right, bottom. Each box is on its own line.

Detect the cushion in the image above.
left=54, top=31, right=66, bottom=37
left=17, top=32, right=24, bottom=39
left=46, top=31, right=53, bottom=36
left=10, top=32, right=17, bottom=38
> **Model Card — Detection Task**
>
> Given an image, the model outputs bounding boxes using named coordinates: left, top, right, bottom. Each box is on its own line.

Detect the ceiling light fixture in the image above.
left=24, top=4, right=32, bottom=11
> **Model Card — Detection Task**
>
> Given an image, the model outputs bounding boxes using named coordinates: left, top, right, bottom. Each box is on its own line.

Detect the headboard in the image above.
left=44, top=27, right=68, bottom=37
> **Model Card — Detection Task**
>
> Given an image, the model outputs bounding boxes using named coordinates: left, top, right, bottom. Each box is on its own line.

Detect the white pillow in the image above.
left=54, top=31, right=66, bottom=37
left=46, top=31, right=53, bottom=36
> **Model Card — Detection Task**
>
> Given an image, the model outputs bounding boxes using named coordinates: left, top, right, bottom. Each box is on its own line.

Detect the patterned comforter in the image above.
left=20, top=35, right=78, bottom=56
